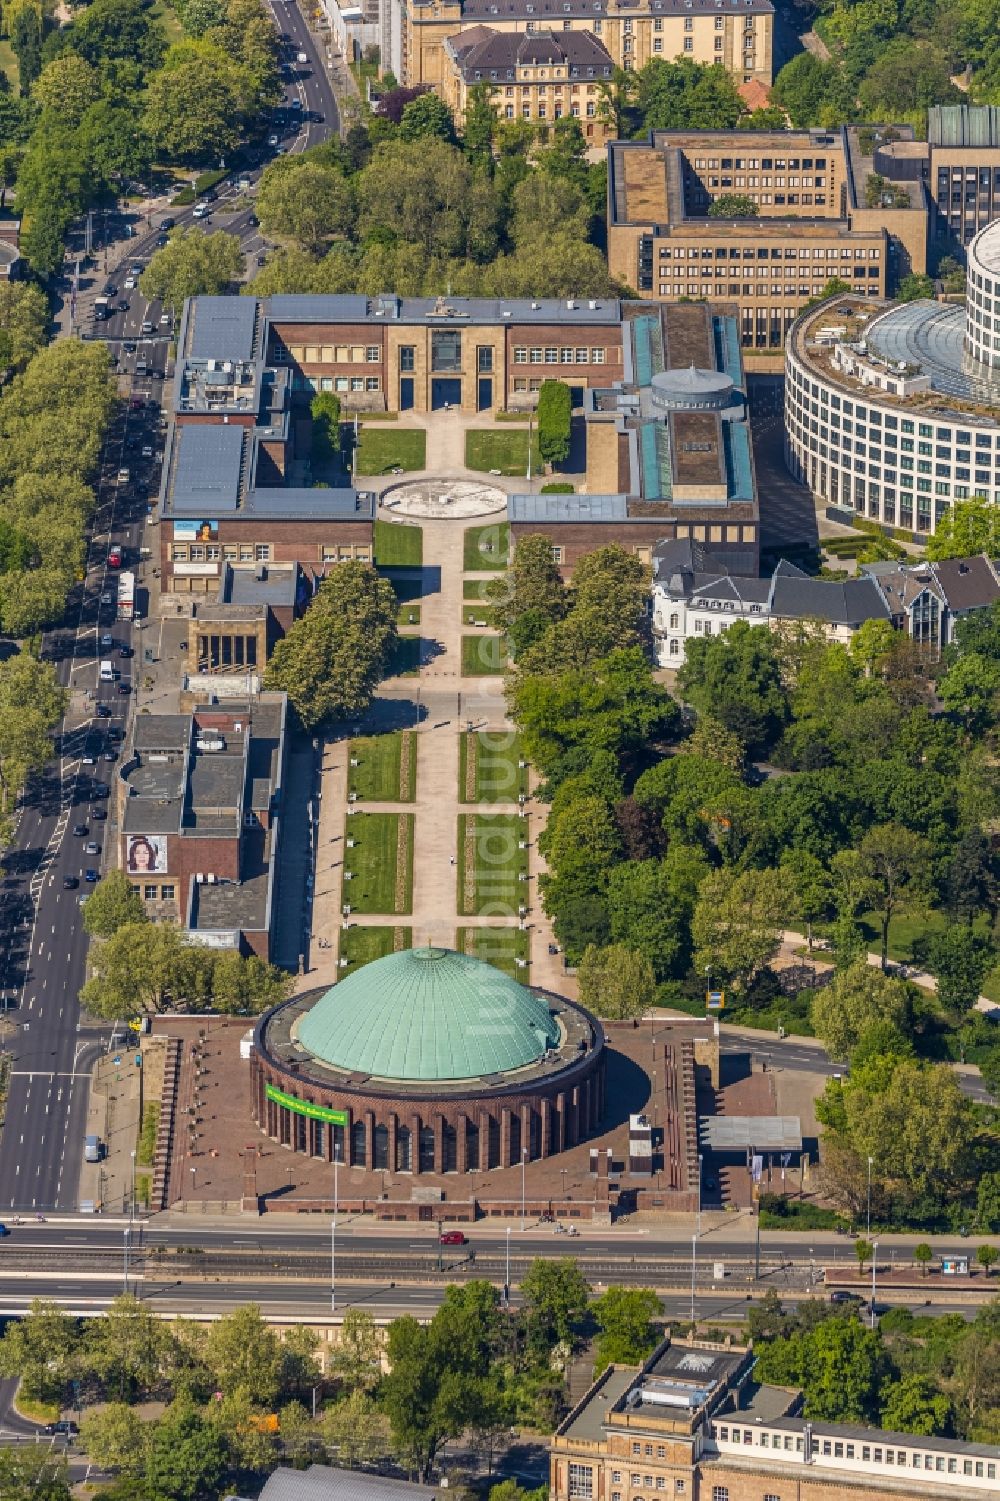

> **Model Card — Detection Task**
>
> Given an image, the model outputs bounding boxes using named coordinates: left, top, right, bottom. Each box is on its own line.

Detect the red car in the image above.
left=108, top=546, right=123, bottom=569
left=439, top=1230, right=467, bottom=1246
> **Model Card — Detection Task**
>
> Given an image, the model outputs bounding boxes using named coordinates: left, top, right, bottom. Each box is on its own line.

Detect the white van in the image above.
left=99, top=660, right=115, bottom=682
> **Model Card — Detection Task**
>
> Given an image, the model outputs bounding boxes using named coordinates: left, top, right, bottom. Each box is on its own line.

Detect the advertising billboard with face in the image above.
left=126, top=834, right=168, bottom=873
left=174, top=519, right=219, bottom=544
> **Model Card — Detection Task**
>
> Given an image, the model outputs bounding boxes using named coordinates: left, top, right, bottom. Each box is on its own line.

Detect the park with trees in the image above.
left=492, top=533, right=1000, bottom=1231
left=4, top=1275, right=1000, bottom=1498
left=0, top=1270, right=664, bottom=1499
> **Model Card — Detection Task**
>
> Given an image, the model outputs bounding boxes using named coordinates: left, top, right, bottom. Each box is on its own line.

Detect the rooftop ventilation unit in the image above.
left=196, top=736, right=225, bottom=752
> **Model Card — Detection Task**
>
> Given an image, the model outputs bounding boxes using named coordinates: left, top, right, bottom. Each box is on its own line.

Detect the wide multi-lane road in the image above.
left=0, top=2, right=338, bottom=1217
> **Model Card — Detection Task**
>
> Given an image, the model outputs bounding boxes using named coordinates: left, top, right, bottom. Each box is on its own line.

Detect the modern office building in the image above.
left=403, top=0, right=773, bottom=98
left=608, top=125, right=929, bottom=349
left=510, top=300, right=759, bottom=572
left=784, top=286, right=1000, bottom=537
left=551, top=1334, right=1000, bottom=1501
left=251, top=946, right=606, bottom=1172
left=925, top=105, right=1000, bottom=259
left=440, top=26, right=615, bottom=139
left=116, top=696, right=287, bottom=958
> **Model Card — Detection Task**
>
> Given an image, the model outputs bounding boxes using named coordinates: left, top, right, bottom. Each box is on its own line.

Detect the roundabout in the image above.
left=380, top=479, right=508, bottom=520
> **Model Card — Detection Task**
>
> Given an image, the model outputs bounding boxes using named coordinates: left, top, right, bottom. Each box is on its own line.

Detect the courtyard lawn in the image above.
left=355, top=427, right=426, bottom=476
left=341, top=925, right=413, bottom=971
left=465, top=428, right=541, bottom=476
left=344, top=812, right=414, bottom=915
left=374, top=519, right=423, bottom=568
left=457, top=812, right=529, bottom=917
left=463, top=521, right=509, bottom=570
left=459, top=730, right=527, bottom=804
left=387, top=635, right=421, bottom=677
left=463, top=578, right=495, bottom=600
left=457, top=925, right=530, bottom=978
left=461, top=604, right=498, bottom=628
left=461, top=634, right=506, bottom=676
left=398, top=601, right=421, bottom=627
left=348, top=732, right=416, bottom=802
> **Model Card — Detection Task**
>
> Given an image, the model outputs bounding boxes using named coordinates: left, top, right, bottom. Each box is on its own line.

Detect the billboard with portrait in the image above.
left=174, top=519, right=219, bottom=544
left=126, top=834, right=168, bottom=874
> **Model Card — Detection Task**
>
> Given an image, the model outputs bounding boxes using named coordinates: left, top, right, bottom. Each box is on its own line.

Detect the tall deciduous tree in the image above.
left=810, top=960, right=911, bottom=1061
left=856, top=823, right=931, bottom=970
left=140, top=229, right=243, bottom=309
left=691, top=865, right=791, bottom=995
left=577, top=942, right=654, bottom=1021
left=264, top=561, right=398, bottom=730
left=82, top=870, right=148, bottom=939
left=485, top=532, right=567, bottom=638
left=256, top=159, right=354, bottom=255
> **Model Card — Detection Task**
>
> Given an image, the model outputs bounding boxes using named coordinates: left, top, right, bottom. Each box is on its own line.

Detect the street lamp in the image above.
left=866, top=1155, right=874, bottom=1237
left=190, top=1165, right=196, bottom=1193
left=697, top=1152, right=703, bottom=1239
left=130, top=1149, right=136, bottom=1224
left=123, top=1227, right=130, bottom=1295
left=871, top=1240, right=878, bottom=1329
left=505, top=1225, right=511, bottom=1306
left=690, top=1233, right=696, bottom=1328
left=331, top=1140, right=340, bottom=1314
left=521, top=1148, right=528, bottom=1231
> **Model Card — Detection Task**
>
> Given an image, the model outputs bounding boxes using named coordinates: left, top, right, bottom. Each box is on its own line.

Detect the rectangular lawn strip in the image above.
left=457, top=812, right=529, bottom=917
left=463, top=578, right=496, bottom=600
left=459, top=730, right=527, bottom=804
left=387, top=635, right=421, bottom=677
left=461, top=605, right=498, bottom=627
left=397, top=601, right=421, bottom=626
left=355, top=427, right=426, bottom=475
left=374, top=519, right=423, bottom=568
left=341, top=925, right=413, bottom=971
left=457, top=925, right=530, bottom=978
left=343, top=812, right=414, bottom=914
left=465, top=429, right=541, bottom=476
left=348, top=732, right=416, bottom=802
left=461, top=634, right=507, bottom=676
left=463, top=521, right=509, bottom=570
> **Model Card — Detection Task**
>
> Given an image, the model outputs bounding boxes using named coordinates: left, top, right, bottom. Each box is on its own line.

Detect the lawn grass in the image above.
left=348, top=732, right=416, bottom=802
left=463, top=578, right=496, bottom=600
left=344, top=812, right=414, bottom=915
left=150, top=0, right=186, bottom=45
left=398, top=601, right=421, bottom=626
left=375, top=519, right=423, bottom=568
left=457, top=812, right=529, bottom=917
left=136, top=1100, right=160, bottom=1167
left=461, top=605, right=498, bottom=627
left=465, top=428, right=541, bottom=476
left=0, top=39, right=18, bottom=92
left=457, top=925, right=530, bottom=978
left=463, top=521, right=509, bottom=570
left=462, top=635, right=506, bottom=675
left=355, top=427, right=426, bottom=476
left=459, top=730, right=527, bottom=804
left=387, top=636, right=421, bottom=676
left=341, top=925, right=413, bottom=971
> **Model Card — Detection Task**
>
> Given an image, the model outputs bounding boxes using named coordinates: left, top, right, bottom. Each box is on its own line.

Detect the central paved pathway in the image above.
left=301, top=508, right=569, bottom=994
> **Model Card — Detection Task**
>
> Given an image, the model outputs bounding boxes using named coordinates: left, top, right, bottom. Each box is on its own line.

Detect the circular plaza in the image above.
left=250, top=946, right=605, bottom=1175
left=380, top=479, right=507, bottom=519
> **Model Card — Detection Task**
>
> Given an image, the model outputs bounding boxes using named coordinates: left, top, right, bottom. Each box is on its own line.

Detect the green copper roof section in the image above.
left=296, top=947, right=560, bottom=1082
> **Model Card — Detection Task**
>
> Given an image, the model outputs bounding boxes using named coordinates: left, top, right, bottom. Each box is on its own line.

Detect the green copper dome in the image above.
left=295, top=947, right=560, bottom=1082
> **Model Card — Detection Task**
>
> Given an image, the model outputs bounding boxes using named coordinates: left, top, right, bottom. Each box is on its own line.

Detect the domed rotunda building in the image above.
left=250, top=947, right=605, bottom=1175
